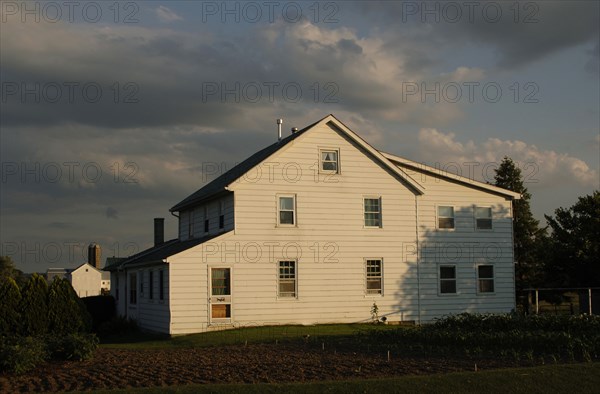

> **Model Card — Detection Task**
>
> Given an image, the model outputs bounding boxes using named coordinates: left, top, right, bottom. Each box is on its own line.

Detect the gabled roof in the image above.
left=381, top=152, right=521, bottom=200
left=72, top=262, right=103, bottom=274
left=104, top=232, right=230, bottom=271
left=170, top=114, right=424, bottom=212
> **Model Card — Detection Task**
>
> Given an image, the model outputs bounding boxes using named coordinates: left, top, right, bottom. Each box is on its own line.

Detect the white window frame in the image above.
left=365, top=258, right=383, bottom=295
left=277, top=194, right=297, bottom=227
left=475, top=206, right=493, bottom=230
left=436, top=205, right=455, bottom=230
left=319, top=148, right=340, bottom=174
left=477, top=264, right=495, bottom=294
left=438, top=264, right=457, bottom=295
left=363, top=197, right=382, bottom=228
left=278, top=260, right=297, bottom=299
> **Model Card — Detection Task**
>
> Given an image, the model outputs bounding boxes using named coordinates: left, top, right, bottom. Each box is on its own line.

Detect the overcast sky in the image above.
left=1, top=1, right=599, bottom=273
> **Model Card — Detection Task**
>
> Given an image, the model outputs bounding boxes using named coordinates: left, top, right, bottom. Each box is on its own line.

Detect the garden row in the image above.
left=359, top=313, right=600, bottom=362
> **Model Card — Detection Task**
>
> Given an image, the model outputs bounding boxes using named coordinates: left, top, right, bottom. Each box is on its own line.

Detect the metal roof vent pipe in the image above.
left=277, top=118, right=283, bottom=141
left=291, top=127, right=298, bottom=134
left=154, top=218, right=165, bottom=247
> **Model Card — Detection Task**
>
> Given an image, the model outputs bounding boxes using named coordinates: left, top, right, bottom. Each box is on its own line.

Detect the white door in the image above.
left=210, top=268, right=232, bottom=323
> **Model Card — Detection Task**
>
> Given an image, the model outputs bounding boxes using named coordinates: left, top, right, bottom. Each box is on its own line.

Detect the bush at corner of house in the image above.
left=82, top=295, right=117, bottom=331
left=0, top=336, right=48, bottom=374
left=46, top=333, right=99, bottom=361
left=96, top=315, right=139, bottom=338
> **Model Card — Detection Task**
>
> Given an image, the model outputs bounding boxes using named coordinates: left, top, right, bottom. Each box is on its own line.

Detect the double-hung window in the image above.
left=437, top=206, right=455, bottom=229
left=475, top=207, right=492, bottom=230
left=439, top=265, right=457, bottom=294
left=364, top=198, right=382, bottom=227
left=320, top=149, right=339, bottom=173
left=477, top=265, right=495, bottom=293
left=278, top=195, right=296, bottom=226
left=365, top=259, right=383, bottom=295
left=278, top=261, right=297, bottom=298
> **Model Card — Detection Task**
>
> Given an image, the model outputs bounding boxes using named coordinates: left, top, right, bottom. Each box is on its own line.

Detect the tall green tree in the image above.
left=0, top=256, right=26, bottom=287
left=18, top=273, right=49, bottom=336
left=47, top=278, right=91, bottom=335
left=0, top=277, right=22, bottom=335
left=544, top=191, right=600, bottom=287
left=494, top=157, right=546, bottom=289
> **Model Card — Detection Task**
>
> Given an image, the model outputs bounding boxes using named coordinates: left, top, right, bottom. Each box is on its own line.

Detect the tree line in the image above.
left=493, top=157, right=599, bottom=290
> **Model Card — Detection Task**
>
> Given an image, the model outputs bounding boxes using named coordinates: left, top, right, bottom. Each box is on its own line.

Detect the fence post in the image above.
left=589, top=288, right=593, bottom=315
left=535, top=289, right=539, bottom=315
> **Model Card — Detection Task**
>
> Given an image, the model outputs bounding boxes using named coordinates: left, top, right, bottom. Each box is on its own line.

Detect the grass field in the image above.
left=100, top=323, right=398, bottom=349
left=84, top=363, right=600, bottom=394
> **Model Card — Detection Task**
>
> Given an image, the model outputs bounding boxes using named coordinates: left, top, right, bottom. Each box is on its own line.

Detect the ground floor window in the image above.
left=159, top=270, right=165, bottom=300
left=439, top=265, right=457, bottom=294
left=129, top=273, right=137, bottom=305
left=278, top=261, right=297, bottom=298
left=477, top=265, right=495, bottom=293
left=366, top=259, right=383, bottom=295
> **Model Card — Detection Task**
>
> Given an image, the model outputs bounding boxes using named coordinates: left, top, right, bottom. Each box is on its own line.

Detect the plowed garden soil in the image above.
left=0, top=343, right=522, bottom=393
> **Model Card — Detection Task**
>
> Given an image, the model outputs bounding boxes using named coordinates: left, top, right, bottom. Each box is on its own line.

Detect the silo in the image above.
left=88, top=243, right=101, bottom=269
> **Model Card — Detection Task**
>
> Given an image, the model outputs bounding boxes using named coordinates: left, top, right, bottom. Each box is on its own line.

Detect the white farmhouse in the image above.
left=106, top=115, right=520, bottom=335
left=47, top=263, right=108, bottom=297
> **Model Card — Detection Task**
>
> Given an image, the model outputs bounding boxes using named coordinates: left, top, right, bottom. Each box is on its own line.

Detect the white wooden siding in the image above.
left=130, top=120, right=516, bottom=334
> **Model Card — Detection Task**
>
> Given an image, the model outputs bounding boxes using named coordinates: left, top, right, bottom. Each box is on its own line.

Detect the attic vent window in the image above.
left=320, top=149, right=339, bottom=173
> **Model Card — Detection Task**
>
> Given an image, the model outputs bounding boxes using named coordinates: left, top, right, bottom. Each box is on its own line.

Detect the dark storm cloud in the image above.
left=47, top=222, right=73, bottom=229
left=351, top=1, right=599, bottom=70
left=106, top=207, right=119, bottom=219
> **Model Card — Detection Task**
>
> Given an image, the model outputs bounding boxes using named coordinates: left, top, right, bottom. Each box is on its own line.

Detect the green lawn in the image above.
left=100, top=323, right=398, bottom=349
left=83, top=363, right=600, bottom=394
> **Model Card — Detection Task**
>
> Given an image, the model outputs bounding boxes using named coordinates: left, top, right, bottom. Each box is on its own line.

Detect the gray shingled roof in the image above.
left=170, top=116, right=325, bottom=212
left=104, top=232, right=230, bottom=271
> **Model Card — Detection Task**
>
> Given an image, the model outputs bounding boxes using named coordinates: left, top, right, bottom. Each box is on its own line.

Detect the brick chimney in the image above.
left=88, top=243, right=101, bottom=269
left=154, top=218, right=165, bottom=246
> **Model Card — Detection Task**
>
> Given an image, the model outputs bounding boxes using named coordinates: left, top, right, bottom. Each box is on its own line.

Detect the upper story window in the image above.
left=475, top=206, right=492, bottom=230
left=437, top=206, right=455, bottom=229
left=219, top=200, right=225, bottom=229
left=320, top=149, right=339, bottom=173
left=149, top=271, right=154, bottom=300
left=188, top=210, right=194, bottom=239
left=278, top=195, right=296, bottom=226
left=364, top=197, right=382, bottom=228
left=203, top=206, right=209, bottom=233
